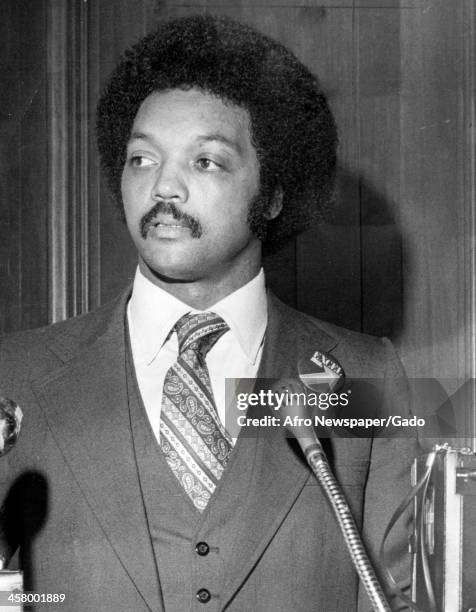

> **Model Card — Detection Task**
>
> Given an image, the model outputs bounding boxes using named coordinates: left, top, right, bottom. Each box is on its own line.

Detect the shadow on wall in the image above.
left=265, top=164, right=405, bottom=342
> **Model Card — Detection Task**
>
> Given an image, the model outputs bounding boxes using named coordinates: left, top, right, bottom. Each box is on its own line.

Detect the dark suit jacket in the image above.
left=0, top=289, right=416, bottom=611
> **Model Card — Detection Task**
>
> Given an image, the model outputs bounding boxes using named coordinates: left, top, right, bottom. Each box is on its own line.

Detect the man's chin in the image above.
left=139, top=258, right=199, bottom=285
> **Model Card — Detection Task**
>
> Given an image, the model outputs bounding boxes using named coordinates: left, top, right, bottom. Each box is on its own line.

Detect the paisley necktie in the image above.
left=160, top=312, right=233, bottom=511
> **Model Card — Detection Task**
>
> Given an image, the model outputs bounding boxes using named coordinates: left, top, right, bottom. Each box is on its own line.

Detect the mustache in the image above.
left=139, top=201, right=202, bottom=239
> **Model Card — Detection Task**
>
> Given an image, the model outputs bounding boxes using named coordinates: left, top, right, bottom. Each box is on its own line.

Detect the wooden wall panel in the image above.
left=294, top=7, right=362, bottom=330
left=0, top=0, right=49, bottom=333
left=88, top=1, right=149, bottom=307
left=399, top=1, right=472, bottom=381
left=357, top=8, right=403, bottom=339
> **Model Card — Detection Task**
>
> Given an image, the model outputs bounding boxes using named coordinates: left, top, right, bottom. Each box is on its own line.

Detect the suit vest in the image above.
left=125, top=343, right=258, bottom=612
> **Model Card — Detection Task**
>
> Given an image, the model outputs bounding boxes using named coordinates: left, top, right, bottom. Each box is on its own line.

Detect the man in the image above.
left=0, top=15, right=415, bottom=611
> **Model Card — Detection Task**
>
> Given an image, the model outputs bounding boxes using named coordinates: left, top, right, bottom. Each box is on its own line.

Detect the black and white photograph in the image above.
left=0, top=1, right=474, bottom=610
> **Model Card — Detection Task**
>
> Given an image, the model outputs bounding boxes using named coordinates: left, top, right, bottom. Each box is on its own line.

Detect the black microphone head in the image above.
left=0, top=397, right=23, bottom=457
left=297, top=349, right=345, bottom=393
left=273, top=378, right=322, bottom=455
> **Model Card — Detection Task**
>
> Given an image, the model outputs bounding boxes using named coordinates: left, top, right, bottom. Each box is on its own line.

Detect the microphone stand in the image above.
left=277, top=381, right=392, bottom=612
left=299, top=438, right=391, bottom=612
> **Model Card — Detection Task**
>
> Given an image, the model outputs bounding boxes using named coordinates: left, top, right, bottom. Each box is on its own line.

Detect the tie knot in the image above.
left=174, top=312, right=229, bottom=356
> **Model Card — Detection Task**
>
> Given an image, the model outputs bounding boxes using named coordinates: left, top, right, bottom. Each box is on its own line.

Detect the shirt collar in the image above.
left=127, top=267, right=267, bottom=366
left=211, top=269, right=267, bottom=365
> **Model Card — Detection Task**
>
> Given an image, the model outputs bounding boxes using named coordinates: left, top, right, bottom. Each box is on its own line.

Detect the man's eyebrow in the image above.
left=128, top=131, right=153, bottom=143
left=195, top=134, right=243, bottom=154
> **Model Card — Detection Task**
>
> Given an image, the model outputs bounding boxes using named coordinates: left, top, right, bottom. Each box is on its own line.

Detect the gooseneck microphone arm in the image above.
left=300, top=438, right=391, bottom=612
left=276, top=380, right=392, bottom=612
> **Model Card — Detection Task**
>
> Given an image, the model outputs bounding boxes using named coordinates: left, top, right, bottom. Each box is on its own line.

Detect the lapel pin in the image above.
left=297, top=350, right=345, bottom=393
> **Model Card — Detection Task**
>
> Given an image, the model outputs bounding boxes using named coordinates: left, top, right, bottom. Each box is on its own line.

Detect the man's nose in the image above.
left=151, top=160, right=188, bottom=202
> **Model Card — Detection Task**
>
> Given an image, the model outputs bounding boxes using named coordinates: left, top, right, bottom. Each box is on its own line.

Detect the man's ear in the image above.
left=266, top=186, right=283, bottom=220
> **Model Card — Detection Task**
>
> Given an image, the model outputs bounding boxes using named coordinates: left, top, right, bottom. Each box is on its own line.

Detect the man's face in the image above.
left=121, top=88, right=265, bottom=290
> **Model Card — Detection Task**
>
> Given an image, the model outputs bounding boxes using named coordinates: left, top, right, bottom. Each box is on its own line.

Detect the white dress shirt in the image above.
left=127, top=267, right=267, bottom=446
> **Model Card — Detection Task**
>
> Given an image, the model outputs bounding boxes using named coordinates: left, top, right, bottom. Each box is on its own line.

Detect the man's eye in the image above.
left=130, top=155, right=155, bottom=167
left=196, top=158, right=221, bottom=171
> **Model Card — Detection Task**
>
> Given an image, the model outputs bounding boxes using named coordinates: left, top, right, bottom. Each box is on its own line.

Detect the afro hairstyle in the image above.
left=96, top=14, right=338, bottom=253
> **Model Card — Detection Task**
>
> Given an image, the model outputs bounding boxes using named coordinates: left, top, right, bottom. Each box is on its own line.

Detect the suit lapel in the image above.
left=30, top=292, right=163, bottom=612
left=221, top=292, right=339, bottom=606
left=258, top=292, right=338, bottom=378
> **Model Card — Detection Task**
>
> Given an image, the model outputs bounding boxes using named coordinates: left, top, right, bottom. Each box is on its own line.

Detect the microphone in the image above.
left=276, top=348, right=345, bottom=455
left=273, top=378, right=325, bottom=458
left=274, top=377, right=391, bottom=612
left=0, top=397, right=22, bottom=457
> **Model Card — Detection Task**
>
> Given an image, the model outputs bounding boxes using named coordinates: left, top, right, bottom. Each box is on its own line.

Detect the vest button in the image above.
left=195, top=541, right=210, bottom=556
left=196, top=588, right=211, bottom=603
